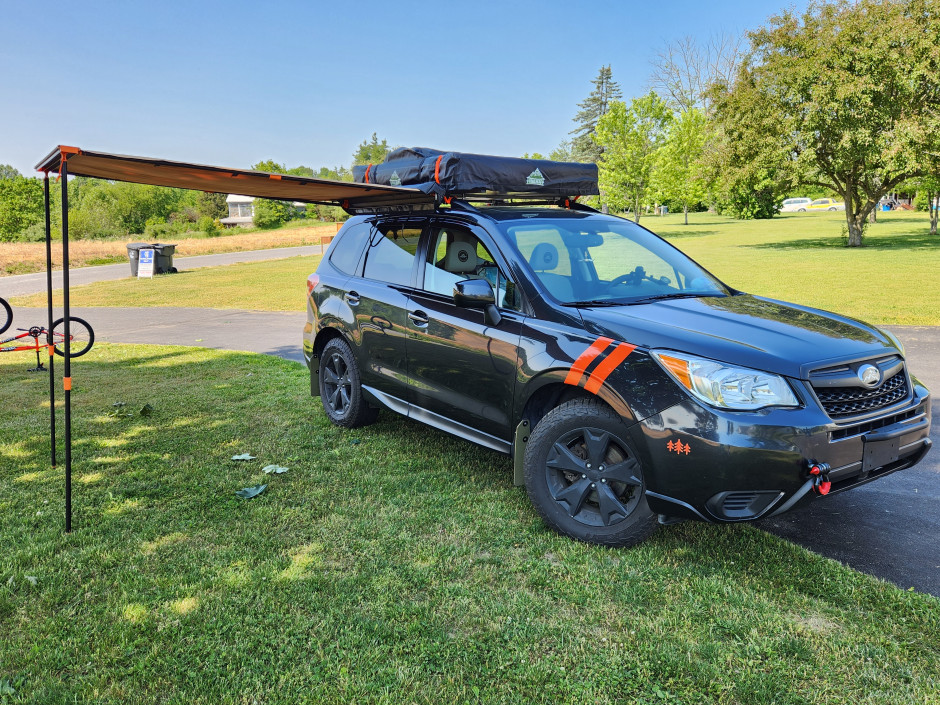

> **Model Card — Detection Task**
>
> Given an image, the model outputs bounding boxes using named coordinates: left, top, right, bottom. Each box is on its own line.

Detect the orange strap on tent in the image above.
left=364, top=164, right=372, bottom=184
left=443, top=196, right=452, bottom=205
left=434, top=155, right=443, bottom=184
left=63, top=377, right=72, bottom=391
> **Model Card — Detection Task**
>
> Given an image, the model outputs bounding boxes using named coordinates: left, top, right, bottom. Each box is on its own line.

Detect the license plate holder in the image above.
left=862, top=436, right=900, bottom=474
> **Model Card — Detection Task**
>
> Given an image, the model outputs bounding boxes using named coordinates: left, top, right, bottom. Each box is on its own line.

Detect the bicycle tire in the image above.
left=52, top=317, right=95, bottom=358
left=0, top=297, right=10, bottom=335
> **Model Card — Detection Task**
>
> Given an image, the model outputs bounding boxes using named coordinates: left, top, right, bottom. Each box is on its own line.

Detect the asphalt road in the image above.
left=3, top=253, right=938, bottom=596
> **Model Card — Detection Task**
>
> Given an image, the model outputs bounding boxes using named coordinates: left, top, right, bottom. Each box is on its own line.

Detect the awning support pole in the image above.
left=43, top=173, right=56, bottom=469
left=60, top=160, right=72, bottom=533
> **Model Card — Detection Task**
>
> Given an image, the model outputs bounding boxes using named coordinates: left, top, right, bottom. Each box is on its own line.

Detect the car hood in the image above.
left=579, top=294, right=900, bottom=378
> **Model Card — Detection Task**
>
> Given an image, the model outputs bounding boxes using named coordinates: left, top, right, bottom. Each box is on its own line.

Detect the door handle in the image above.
left=345, top=291, right=360, bottom=306
left=408, top=311, right=429, bottom=327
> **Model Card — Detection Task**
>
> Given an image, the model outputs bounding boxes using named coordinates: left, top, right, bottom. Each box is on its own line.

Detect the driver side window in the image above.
left=423, top=227, right=522, bottom=311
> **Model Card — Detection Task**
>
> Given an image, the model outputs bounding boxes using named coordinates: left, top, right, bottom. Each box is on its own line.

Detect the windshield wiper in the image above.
left=562, top=299, right=626, bottom=307
left=628, top=292, right=727, bottom=304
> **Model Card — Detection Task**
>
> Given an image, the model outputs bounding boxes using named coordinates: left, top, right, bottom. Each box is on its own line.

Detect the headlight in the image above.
left=651, top=350, right=799, bottom=411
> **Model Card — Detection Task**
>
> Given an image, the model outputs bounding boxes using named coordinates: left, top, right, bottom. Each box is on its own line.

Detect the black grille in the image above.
left=814, top=371, right=909, bottom=418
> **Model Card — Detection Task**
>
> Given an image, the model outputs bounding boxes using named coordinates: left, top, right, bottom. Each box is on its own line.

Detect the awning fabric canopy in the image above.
left=36, top=146, right=436, bottom=211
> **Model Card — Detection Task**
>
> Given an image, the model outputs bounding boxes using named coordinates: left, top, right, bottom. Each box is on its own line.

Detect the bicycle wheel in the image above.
left=0, top=297, right=10, bottom=335
left=52, top=317, right=95, bottom=358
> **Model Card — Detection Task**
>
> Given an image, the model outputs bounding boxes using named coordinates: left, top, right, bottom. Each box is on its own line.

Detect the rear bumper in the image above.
left=631, top=383, right=932, bottom=523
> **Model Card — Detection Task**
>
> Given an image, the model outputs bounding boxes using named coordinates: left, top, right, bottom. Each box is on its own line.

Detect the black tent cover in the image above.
left=352, top=147, right=599, bottom=199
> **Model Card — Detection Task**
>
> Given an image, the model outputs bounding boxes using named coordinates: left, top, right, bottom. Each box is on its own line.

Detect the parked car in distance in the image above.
left=781, top=197, right=812, bottom=212
left=807, top=198, right=845, bottom=211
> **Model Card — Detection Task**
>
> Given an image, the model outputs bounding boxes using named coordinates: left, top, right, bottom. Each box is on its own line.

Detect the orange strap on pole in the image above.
left=48, top=344, right=55, bottom=357
left=63, top=377, right=72, bottom=391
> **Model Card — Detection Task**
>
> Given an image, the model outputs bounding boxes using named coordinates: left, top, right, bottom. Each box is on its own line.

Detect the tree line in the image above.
left=536, top=0, right=940, bottom=246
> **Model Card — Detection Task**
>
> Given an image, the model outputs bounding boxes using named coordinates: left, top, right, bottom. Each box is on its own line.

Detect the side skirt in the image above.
left=362, top=385, right=512, bottom=455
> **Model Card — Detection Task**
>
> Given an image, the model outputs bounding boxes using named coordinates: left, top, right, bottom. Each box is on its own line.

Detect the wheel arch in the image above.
left=512, top=370, right=638, bottom=485
left=309, top=326, right=349, bottom=397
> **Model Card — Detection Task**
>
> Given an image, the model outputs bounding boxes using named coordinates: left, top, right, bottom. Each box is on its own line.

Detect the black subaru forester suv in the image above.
left=303, top=202, right=931, bottom=547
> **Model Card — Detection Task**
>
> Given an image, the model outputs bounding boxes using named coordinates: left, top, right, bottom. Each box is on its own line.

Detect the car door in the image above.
left=351, top=220, right=424, bottom=408
left=405, top=220, right=526, bottom=444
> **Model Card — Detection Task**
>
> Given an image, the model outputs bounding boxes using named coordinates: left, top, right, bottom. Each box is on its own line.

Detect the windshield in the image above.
left=498, top=215, right=730, bottom=305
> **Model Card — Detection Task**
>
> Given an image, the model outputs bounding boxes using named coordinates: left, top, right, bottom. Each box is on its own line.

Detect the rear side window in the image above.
left=329, top=223, right=370, bottom=275
left=362, top=223, right=422, bottom=286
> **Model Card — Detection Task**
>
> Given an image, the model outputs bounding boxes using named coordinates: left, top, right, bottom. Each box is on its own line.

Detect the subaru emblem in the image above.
left=858, top=364, right=881, bottom=387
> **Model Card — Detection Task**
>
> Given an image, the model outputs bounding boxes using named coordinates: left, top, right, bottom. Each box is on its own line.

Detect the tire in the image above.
left=524, top=398, right=657, bottom=547
left=52, top=317, right=94, bottom=358
left=0, top=297, right=11, bottom=335
left=828, top=207, right=836, bottom=211
left=797, top=208, right=806, bottom=212
left=318, top=337, right=378, bottom=428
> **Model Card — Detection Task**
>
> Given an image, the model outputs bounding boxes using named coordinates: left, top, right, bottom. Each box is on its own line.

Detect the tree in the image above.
left=196, top=191, right=229, bottom=220
left=252, top=159, right=287, bottom=174
left=253, top=198, right=295, bottom=228
left=570, top=66, right=622, bottom=164
left=649, top=33, right=744, bottom=112
left=713, top=0, right=940, bottom=246
left=0, top=164, right=22, bottom=180
left=916, top=175, right=940, bottom=236
left=656, top=109, right=708, bottom=224
left=594, top=93, right=672, bottom=223
left=549, top=140, right=574, bottom=162
left=0, top=175, right=43, bottom=241
left=352, top=133, right=390, bottom=166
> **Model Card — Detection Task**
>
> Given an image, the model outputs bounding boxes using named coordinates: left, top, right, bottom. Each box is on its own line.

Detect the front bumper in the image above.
left=630, top=381, right=932, bottom=523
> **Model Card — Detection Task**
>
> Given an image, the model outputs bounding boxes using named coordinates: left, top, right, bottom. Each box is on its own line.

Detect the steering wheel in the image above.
left=610, top=266, right=648, bottom=288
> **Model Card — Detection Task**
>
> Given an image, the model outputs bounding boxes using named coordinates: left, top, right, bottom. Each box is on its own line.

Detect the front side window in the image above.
left=499, top=215, right=729, bottom=305
left=362, top=223, right=422, bottom=286
left=423, top=226, right=522, bottom=310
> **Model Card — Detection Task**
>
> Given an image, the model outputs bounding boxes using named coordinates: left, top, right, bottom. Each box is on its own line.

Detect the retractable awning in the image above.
left=36, top=146, right=436, bottom=210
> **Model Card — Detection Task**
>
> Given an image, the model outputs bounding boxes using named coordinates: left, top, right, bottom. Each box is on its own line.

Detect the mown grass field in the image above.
left=1, top=344, right=938, bottom=704
left=11, top=209, right=940, bottom=326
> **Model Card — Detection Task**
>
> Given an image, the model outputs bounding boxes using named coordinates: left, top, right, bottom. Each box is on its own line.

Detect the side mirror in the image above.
left=454, top=279, right=501, bottom=326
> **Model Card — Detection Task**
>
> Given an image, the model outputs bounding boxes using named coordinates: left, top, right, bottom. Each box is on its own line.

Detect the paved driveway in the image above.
left=6, top=303, right=939, bottom=597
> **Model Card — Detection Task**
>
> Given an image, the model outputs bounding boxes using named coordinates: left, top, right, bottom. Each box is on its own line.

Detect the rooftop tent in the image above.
left=352, top=147, right=599, bottom=200
left=35, top=147, right=436, bottom=211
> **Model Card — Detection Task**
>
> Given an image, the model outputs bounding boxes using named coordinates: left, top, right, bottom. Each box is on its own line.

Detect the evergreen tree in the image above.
left=353, top=133, right=391, bottom=166
left=570, top=66, right=622, bottom=164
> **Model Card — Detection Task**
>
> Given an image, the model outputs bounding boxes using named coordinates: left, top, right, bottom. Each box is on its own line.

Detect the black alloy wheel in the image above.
left=524, top=398, right=657, bottom=547
left=318, top=338, right=378, bottom=428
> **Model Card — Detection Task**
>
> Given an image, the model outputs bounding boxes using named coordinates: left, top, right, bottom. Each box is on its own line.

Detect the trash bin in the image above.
left=149, top=243, right=178, bottom=274
left=126, top=242, right=150, bottom=276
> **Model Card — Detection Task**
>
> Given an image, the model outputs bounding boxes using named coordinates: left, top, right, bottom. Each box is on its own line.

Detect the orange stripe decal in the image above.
left=564, top=337, right=613, bottom=386
left=434, top=155, right=443, bottom=184
left=63, top=377, right=72, bottom=391
left=584, top=343, right=636, bottom=394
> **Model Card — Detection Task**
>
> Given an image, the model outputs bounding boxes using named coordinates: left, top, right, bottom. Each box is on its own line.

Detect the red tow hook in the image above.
left=808, top=462, right=832, bottom=495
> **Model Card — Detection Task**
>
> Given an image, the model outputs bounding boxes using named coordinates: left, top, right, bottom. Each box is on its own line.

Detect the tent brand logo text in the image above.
left=526, top=169, right=545, bottom=186
left=390, top=171, right=402, bottom=186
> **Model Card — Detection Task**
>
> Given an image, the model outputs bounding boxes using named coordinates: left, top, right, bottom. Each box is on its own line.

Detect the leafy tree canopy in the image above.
left=712, top=0, right=940, bottom=244
left=594, top=92, right=672, bottom=223
left=0, top=164, right=22, bottom=180
left=0, top=175, right=43, bottom=241
left=353, top=133, right=390, bottom=166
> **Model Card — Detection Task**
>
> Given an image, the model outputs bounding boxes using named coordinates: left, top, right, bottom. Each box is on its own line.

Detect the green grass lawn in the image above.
left=10, top=209, right=940, bottom=325
left=1, top=344, right=938, bottom=703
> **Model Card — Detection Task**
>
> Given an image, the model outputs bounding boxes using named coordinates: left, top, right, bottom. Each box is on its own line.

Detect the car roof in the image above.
left=473, top=206, right=614, bottom=223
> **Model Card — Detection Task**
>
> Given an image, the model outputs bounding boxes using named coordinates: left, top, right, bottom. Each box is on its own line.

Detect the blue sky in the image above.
left=0, top=0, right=806, bottom=176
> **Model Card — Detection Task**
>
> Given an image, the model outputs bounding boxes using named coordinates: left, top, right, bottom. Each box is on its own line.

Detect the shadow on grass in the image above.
left=747, top=231, right=940, bottom=250
left=657, top=229, right=720, bottom=240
